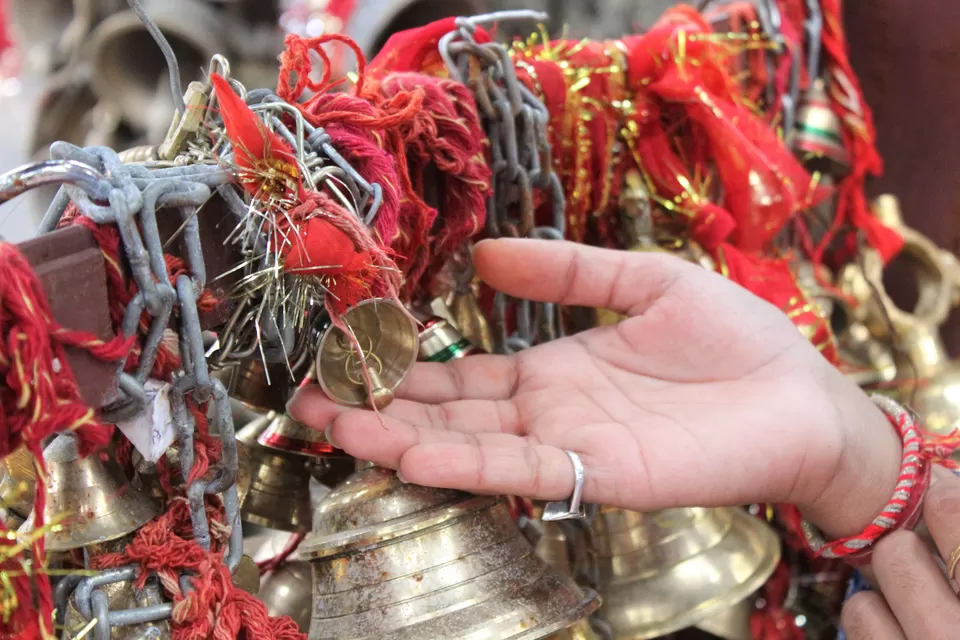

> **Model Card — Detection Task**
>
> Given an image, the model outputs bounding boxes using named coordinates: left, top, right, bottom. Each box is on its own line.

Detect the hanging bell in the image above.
left=257, top=412, right=341, bottom=459
left=237, top=412, right=313, bottom=532
left=60, top=575, right=170, bottom=640
left=0, top=446, right=36, bottom=525
left=418, top=314, right=483, bottom=362
left=217, top=357, right=292, bottom=413
left=793, top=79, right=851, bottom=176
left=303, top=466, right=599, bottom=639
left=259, top=560, right=313, bottom=632
left=316, top=299, right=419, bottom=410
left=19, top=434, right=160, bottom=552
left=591, top=507, right=779, bottom=639
left=446, top=283, right=496, bottom=354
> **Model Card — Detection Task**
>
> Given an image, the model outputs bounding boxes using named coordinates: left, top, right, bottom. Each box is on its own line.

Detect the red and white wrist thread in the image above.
left=802, top=394, right=960, bottom=566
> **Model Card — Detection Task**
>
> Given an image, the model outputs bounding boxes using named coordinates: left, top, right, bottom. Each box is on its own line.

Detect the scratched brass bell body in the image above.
left=316, top=299, right=419, bottom=410
left=259, top=560, right=313, bottom=632
left=237, top=413, right=313, bottom=532
left=60, top=577, right=170, bottom=640
left=19, top=434, right=159, bottom=552
left=793, top=79, right=850, bottom=175
left=258, top=413, right=340, bottom=459
left=303, top=466, right=599, bottom=639
left=591, top=507, right=779, bottom=639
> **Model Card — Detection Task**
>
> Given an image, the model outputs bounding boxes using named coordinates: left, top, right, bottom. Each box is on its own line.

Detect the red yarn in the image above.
left=256, top=532, right=305, bottom=576
left=751, top=560, right=806, bottom=640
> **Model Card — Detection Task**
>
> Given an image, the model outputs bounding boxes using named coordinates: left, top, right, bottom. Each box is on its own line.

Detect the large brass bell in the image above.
left=590, top=507, right=779, bottom=639
left=19, top=434, right=160, bottom=552
left=237, top=412, right=313, bottom=532
left=303, top=466, right=599, bottom=639
left=840, top=195, right=960, bottom=432
left=259, top=560, right=313, bottom=632
left=792, top=79, right=850, bottom=175
left=316, top=299, right=419, bottom=410
left=217, top=358, right=293, bottom=414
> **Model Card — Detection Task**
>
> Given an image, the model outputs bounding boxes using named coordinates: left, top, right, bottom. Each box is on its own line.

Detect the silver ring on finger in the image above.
left=541, top=450, right=586, bottom=521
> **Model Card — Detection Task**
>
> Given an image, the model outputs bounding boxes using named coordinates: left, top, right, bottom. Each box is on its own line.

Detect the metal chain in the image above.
left=439, top=11, right=566, bottom=354
left=3, top=149, right=242, bottom=638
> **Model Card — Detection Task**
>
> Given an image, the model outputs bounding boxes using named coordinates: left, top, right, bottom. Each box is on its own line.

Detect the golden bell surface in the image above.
left=259, top=560, right=313, bottom=632
left=316, top=299, right=419, bottom=410
left=303, top=466, right=599, bottom=640
left=234, top=554, right=262, bottom=595
left=217, top=358, right=292, bottom=414
left=793, top=79, right=850, bottom=175
left=592, top=507, right=779, bottom=639
left=693, top=599, right=753, bottom=640
left=0, top=446, right=36, bottom=518
left=238, top=413, right=313, bottom=532
left=61, top=577, right=170, bottom=640
left=258, top=413, right=339, bottom=459
left=447, top=286, right=496, bottom=354
left=20, top=435, right=160, bottom=552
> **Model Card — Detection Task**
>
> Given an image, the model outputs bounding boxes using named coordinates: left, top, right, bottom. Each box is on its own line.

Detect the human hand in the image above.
left=840, top=468, right=960, bottom=639
left=290, top=239, right=901, bottom=536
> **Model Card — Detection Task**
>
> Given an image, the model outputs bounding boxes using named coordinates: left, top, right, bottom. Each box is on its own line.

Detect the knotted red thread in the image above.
left=256, top=532, right=305, bottom=576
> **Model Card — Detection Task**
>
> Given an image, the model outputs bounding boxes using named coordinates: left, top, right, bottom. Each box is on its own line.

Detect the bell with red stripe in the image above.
left=418, top=314, right=483, bottom=362
left=792, top=79, right=850, bottom=176
left=257, top=412, right=345, bottom=460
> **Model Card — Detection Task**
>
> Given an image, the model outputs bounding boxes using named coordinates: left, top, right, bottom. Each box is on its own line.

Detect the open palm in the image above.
left=290, top=239, right=876, bottom=515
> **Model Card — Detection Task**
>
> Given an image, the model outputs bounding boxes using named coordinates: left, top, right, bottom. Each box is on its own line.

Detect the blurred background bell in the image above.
left=19, top=434, right=159, bottom=552
left=316, top=299, right=419, bottom=410
left=217, top=358, right=293, bottom=415
left=0, top=446, right=36, bottom=528
left=792, top=79, right=851, bottom=176
left=237, top=412, right=313, bottom=532
left=259, top=560, right=313, bottom=633
left=417, top=313, right=482, bottom=361
left=233, top=554, right=262, bottom=595
left=257, top=412, right=340, bottom=459
left=590, top=507, right=779, bottom=639
left=303, top=465, right=599, bottom=639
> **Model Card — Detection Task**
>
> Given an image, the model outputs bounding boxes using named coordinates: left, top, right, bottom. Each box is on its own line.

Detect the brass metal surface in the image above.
left=304, top=466, right=599, bottom=639
left=693, top=599, right=753, bottom=640
left=258, top=413, right=338, bottom=459
left=217, top=358, right=292, bottom=414
left=1, top=446, right=37, bottom=518
left=592, top=507, right=779, bottom=639
left=447, top=285, right=495, bottom=354
left=316, top=299, right=419, bottom=409
left=238, top=413, right=313, bottom=532
left=259, top=560, right=313, bottom=632
left=20, top=435, right=160, bottom=552
left=233, top=554, right=262, bottom=596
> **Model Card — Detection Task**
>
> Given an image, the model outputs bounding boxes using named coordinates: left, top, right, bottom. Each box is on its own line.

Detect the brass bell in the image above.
left=233, top=554, right=262, bottom=595
left=418, top=314, right=483, bottom=362
left=316, top=299, right=419, bottom=410
left=793, top=79, right=850, bottom=175
left=591, top=507, right=780, bottom=639
left=216, top=357, right=292, bottom=414
left=303, top=466, right=599, bottom=639
left=60, top=576, right=170, bottom=640
left=237, top=412, right=313, bottom=532
left=20, top=434, right=160, bottom=552
left=259, top=560, right=313, bottom=632
left=1, top=446, right=36, bottom=524
left=257, top=413, right=340, bottom=459
left=446, top=283, right=496, bottom=354
left=692, top=599, right=754, bottom=640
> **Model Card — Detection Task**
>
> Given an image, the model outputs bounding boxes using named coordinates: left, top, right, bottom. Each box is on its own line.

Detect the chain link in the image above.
left=439, top=11, right=566, bottom=354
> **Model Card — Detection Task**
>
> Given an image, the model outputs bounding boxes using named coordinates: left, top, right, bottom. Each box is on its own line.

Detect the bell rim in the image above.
left=315, top=298, right=420, bottom=407
left=599, top=508, right=781, bottom=640
left=509, top=589, right=602, bottom=640
left=302, top=495, right=497, bottom=559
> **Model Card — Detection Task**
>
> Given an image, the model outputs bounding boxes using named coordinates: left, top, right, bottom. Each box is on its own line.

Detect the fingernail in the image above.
left=396, top=470, right=409, bottom=483
left=324, top=425, right=340, bottom=450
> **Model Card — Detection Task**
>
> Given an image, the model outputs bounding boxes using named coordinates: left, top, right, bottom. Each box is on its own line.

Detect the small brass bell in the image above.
left=793, top=79, right=850, bottom=175
left=259, top=560, right=313, bottom=632
left=20, top=434, right=160, bottom=552
left=418, top=314, right=482, bottom=362
left=237, top=412, right=313, bottom=532
left=316, top=299, right=419, bottom=410
left=257, top=413, right=339, bottom=459
left=60, top=576, right=170, bottom=640
left=216, top=357, right=292, bottom=413
left=303, top=466, right=599, bottom=639
left=591, top=507, right=779, bottom=639
left=0, top=446, right=36, bottom=525
left=447, top=283, right=496, bottom=354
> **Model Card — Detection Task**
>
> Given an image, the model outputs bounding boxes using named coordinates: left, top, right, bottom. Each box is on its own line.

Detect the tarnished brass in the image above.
left=303, top=466, right=599, bottom=639
left=1, top=446, right=37, bottom=519
left=217, top=358, right=292, bottom=414
left=233, top=555, right=262, bottom=595
left=237, top=413, right=313, bottom=532
left=258, top=413, right=339, bottom=459
left=19, top=435, right=159, bottom=552
left=259, top=560, right=312, bottom=632
left=316, top=299, right=419, bottom=410
left=61, top=577, right=170, bottom=640
left=592, top=507, right=779, bottom=639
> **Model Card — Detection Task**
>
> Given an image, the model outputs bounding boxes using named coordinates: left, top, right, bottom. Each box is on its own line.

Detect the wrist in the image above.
left=796, top=372, right=902, bottom=539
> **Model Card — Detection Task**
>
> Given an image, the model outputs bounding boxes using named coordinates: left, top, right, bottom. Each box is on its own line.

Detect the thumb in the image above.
left=473, top=238, right=694, bottom=317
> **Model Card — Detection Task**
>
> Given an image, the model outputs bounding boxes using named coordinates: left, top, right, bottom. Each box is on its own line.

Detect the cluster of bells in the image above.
left=1, top=294, right=784, bottom=639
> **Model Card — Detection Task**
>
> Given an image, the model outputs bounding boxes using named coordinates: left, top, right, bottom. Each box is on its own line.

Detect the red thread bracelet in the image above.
left=802, top=394, right=959, bottom=565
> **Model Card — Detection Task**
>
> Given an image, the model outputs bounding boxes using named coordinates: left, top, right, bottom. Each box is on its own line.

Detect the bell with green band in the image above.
left=418, top=317, right=482, bottom=362
left=793, top=78, right=850, bottom=176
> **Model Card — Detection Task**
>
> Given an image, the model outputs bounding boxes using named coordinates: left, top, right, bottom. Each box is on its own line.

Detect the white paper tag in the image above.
left=116, top=379, right=176, bottom=463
